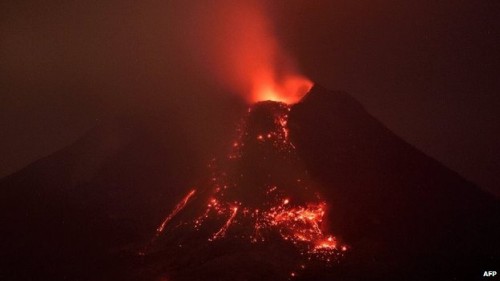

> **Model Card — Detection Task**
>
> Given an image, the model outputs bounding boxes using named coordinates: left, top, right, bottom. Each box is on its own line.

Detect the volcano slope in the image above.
left=0, top=84, right=498, bottom=281
left=0, top=113, right=204, bottom=280
left=288, top=84, right=500, bottom=280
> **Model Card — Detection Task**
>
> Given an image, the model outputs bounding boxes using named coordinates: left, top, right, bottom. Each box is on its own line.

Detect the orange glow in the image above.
left=187, top=1, right=312, bottom=104
left=187, top=104, right=347, bottom=267
left=251, top=72, right=313, bottom=104
left=211, top=206, right=239, bottom=240
left=140, top=189, right=197, bottom=255
left=156, top=189, right=196, bottom=233
left=314, top=236, right=337, bottom=251
left=145, top=102, right=347, bottom=277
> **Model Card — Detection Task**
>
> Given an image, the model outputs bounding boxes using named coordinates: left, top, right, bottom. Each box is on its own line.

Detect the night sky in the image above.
left=1, top=1, right=499, bottom=195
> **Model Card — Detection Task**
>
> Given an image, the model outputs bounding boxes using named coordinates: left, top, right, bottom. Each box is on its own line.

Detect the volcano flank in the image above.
left=0, top=85, right=498, bottom=281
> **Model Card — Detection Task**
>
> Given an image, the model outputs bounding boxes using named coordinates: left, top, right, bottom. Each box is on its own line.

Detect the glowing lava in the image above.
left=147, top=101, right=347, bottom=278
left=211, top=206, right=239, bottom=240
left=156, top=189, right=196, bottom=234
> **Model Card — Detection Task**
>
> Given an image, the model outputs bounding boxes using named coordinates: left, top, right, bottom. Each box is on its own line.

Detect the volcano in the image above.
left=1, top=84, right=498, bottom=281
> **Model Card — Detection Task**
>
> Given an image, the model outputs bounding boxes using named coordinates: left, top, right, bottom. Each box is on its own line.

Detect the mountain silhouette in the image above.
left=0, top=84, right=498, bottom=281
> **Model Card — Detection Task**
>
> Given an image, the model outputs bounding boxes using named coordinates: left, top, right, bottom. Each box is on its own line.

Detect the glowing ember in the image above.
left=147, top=101, right=347, bottom=278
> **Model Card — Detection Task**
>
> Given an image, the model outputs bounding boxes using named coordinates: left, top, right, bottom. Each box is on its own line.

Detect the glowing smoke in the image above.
left=186, top=0, right=312, bottom=104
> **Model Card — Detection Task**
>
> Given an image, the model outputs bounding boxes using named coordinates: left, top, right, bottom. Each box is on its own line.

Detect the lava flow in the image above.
left=145, top=100, right=347, bottom=278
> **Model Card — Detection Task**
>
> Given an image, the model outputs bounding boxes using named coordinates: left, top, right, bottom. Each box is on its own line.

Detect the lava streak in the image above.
left=155, top=189, right=196, bottom=237
left=211, top=206, right=239, bottom=240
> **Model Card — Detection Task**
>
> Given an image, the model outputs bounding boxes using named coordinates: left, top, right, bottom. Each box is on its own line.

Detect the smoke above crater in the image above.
left=185, top=0, right=312, bottom=104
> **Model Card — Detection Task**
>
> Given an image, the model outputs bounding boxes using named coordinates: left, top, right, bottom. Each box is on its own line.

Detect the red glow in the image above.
left=141, top=189, right=197, bottom=255
left=156, top=189, right=196, bottom=234
left=195, top=104, right=346, bottom=265
left=211, top=206, right=239, bottom=240
left=314, top=236, right=337, bottom=251
left=146, top=102, right=347, bottom=278
left=188, top=1, right=312, bottom=104
left=251, top=72, right=313, bottom=104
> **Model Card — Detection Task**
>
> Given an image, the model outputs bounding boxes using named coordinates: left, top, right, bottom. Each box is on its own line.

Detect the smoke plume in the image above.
left=185, top=0, right=312, bottom=104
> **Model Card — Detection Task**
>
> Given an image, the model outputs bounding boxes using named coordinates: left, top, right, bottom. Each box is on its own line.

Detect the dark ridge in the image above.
left=289, top=84, right=500, bottom=280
